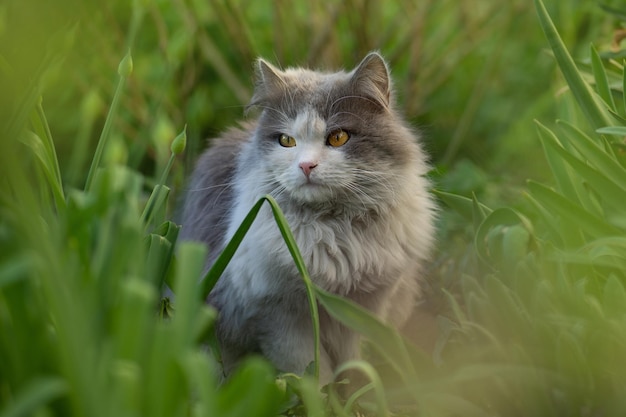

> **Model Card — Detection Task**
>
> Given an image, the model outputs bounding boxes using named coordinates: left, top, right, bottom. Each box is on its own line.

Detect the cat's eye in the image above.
left=327, top=129, right=350, bottom=147
left=278, top=134, right=296, bottom=147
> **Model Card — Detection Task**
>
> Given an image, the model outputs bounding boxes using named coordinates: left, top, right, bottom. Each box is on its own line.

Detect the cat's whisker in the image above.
left=254, top=104, right=291, bottom=125
left=330, top=94, right=385, bottom=111
left=186, top=182, right=237, bottom=193
left=328, top=111, right=369, bottom=125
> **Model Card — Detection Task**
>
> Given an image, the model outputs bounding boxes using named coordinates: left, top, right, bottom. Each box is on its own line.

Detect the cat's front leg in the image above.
left=256, top=303, right=334, bottom=384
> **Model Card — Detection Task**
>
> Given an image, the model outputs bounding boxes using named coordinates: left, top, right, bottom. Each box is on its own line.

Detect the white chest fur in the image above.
left=222, top=164, right=435, bottom=303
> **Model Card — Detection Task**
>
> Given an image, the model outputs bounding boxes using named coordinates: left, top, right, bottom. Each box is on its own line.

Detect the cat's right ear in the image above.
left=247, top=59, right=285, bottom=111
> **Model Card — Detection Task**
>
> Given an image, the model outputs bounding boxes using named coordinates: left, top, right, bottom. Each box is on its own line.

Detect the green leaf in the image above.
left=29, top=100, right=65, bottom=208
left=474, top=208, right=533, bottom=267
left=113, top=278, right=157, bottom=360
left=538, top=122, right=626, bottom=214
left=216, top=357, right=285, bottom=417
left=200, top=197, right=266, bottom=298
left=590, top=43, right=617, bottom=112
left=558, top=121, right=626, bottom=190
left=535, top=121, right=579, bottom=202
left=313, top=287, right=417, bottom=385
left=603, top=275, right=626, bottom=316
left=18, top=130, right=66, bottom=211
left=599, top=4, right=626, bottom=21
left=597, top=126, right=626, bottom=136
left=85, top=53, right=130, bottom=192
left=334, top=361, right=387, bottom=417
left=623, top=58, right=626, bottom=116
left=181, top=352, right=218, bottom=417
left=472, top=192, right=488, bottom=232
left=141, top=184, right=171, bottom=229
left=527, top=181, right=620, bottom=239
left=145, top=220, right=180, bottom=287
left=172, top=242, right=208, bottom=348
left=535, top=0, right=613, bottom=130
left=200, top=195, right=322, bottom=380
left=0, top=377, right=67, bottom=417
left=0, top=254, right=33, bottom=289
left=433, top=189, right=492, bottom=223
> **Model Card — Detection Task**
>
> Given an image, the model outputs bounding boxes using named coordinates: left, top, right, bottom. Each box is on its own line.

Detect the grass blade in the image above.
left=433, top=189, right=492, bottom=222
left=84, top=51, right=132, bottom=192
left=527, top=180, right=620, bottom=238
left=558, top=120, right=626, bottom=187
left=535, top=0, right=613, bottom=130
left=335, top=361, right=387, bottom=417
left=0, top=378, right=67, bottom=417
left=18, top=130, right=66, bottom=212
left=314, top=287, right=417, bottom=384
left=535, top=120, right=579, bottom=202
left=29, top=99, right=65, bottom=208
left=597, top=126, right=626, bottom=136
left=200, top=195, right=322, bottom=380
left=590, top=43, right=617, bottom=111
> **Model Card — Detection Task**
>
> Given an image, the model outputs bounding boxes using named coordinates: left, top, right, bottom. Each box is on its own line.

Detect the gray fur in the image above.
left=180, top=52, right=437, bottom=383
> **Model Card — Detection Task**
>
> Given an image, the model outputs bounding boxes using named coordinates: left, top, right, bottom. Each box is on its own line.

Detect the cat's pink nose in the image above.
left=299, top=161, right=318, bottom=178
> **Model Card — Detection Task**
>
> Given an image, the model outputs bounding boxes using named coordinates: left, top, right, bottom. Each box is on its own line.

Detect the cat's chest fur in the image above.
left=223, top=162, right=431, bottom=302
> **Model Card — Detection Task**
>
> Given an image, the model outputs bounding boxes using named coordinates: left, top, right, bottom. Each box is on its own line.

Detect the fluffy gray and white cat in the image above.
left=180, top=52, right=436, bottom=383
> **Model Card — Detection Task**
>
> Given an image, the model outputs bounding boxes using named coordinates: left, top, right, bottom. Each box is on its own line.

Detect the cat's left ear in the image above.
left=350, top=52, right=392, bottom=109
left=247, top=58, right=285, bottom=110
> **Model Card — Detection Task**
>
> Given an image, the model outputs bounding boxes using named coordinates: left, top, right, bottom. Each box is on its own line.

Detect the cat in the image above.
left=180, top=52, right=436, bottom=384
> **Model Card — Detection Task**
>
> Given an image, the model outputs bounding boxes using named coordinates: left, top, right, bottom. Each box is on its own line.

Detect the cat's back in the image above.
left=180, top=123, right=254, bottom=262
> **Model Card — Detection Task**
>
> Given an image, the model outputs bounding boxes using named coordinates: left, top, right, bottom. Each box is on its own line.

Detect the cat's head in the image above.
left=246, top=52, right=426, bottom=212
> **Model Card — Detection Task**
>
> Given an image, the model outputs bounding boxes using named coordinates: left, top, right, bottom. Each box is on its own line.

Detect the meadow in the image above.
left=2, top=0, right=626, bottom=416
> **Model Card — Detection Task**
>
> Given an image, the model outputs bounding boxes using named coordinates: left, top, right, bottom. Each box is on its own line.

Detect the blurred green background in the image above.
left=1, top=0, right=617, bottom=192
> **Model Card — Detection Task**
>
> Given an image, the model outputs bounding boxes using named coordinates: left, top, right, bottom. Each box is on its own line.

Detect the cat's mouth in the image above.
left=292, top=180, right=333, bottom=203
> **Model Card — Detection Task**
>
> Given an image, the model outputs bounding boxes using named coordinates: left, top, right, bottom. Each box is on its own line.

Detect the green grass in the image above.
left=2, top=0, right=626, bottom=415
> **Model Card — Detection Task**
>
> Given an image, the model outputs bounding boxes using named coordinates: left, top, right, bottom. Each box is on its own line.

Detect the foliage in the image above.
left=2, top=0, right=626, bottom=416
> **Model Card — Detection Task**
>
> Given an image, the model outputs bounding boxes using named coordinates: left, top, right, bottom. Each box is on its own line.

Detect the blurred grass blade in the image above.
left=214, top=358, right=285, bottom=417
left=599, top=4, right=626, bottom=21
left=623, top=58, right=626, bottom=114
left=17, top=130, right=65, bottom=211
left=537, top=119, right=626, bottom=213
left=181, top=352, right=218, bottom=417
left=597, top=126, right=626, bottom=136
left=292, top=376, right=326, bottom=417
left=29, top=99, right=65, bottom=208
left=433, top=190, right=492, bottom=222
left=140, top=184, right=170, bottom=228
left=84, top=51, right=132, bottom=192
left=145, top=221, right=180, bottom=287
left=535, top=0, right=613, bottom=129
left=0, top=377, right=67, bottom=417
left=173, top=242, right=208, bottom=348
left=535, top=120, right=578, bottom=201
left=314, top=287, right=417, bottom=384
left=474, top=208, right=532, bottom=266
left=527, top=180, right=620, bottom=238
left=335, top=361, right=387, bottom=417
left=603, top=274, right=626, bottom=315
left=558, top=120, right=626, bottom=186
left=590, top=43, right=616, bottom=111
left=472, top=192, right=488, bottom=231
left=142, top=126, right=186, bottom=229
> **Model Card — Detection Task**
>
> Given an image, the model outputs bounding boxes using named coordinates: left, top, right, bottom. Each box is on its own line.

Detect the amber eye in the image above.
left=278, top=134, right=296, bottom=147
left=326, top=129, right=350, bottom=147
